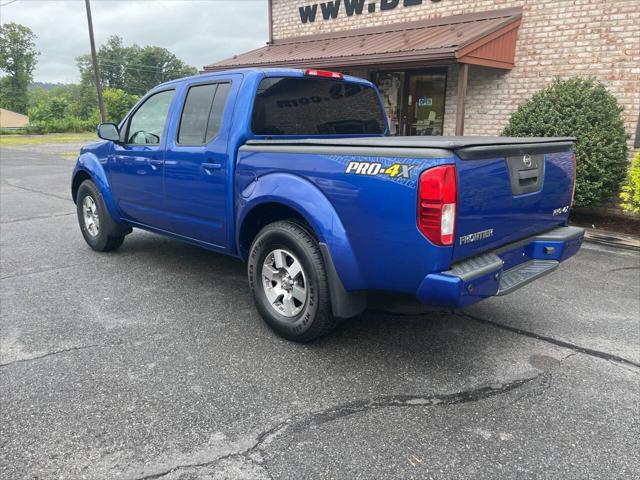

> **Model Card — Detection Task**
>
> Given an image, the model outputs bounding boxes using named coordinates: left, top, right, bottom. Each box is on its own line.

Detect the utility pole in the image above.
left=84, top=0, right=106, bottom=123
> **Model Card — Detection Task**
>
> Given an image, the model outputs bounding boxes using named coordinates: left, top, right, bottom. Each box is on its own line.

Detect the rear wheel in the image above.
left=76, top=180, right=127, bottom=252
left=248, top=220, right=337, bottom=342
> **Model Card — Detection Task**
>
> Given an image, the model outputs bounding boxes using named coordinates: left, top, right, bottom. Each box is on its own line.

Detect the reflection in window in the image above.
left=127, top=90, right=174, bottom=145
left=252, top=77, right=385, bottom=135
left=178, top=82, right=232, bottom=145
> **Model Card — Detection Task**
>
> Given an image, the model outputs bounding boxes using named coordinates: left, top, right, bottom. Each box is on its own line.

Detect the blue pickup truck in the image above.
left=72, top=68, right=584, bottom=341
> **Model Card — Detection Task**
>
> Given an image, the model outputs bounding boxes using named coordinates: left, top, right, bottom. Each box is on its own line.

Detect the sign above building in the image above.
left=299, top=0, right=442, bottom=24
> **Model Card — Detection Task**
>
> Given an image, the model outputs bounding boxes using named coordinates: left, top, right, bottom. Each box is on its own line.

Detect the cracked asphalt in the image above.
left=1, top=140, right=639, bottom=480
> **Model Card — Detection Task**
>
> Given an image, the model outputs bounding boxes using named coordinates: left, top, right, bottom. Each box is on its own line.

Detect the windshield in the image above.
left=252, top=77, right=386, bottom=136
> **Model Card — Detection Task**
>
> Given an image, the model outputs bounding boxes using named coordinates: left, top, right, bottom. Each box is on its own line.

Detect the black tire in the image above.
left=248, top=220, right=337, bottom=342
left=76, top=179, right=127, bottom=252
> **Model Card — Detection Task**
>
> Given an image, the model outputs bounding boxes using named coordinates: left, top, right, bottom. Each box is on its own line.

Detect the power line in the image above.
left=96, top=59, right=173, bottom=74
left=0, top=0, right=19, bottom=7
left=45, top=51, right=194, bottom=75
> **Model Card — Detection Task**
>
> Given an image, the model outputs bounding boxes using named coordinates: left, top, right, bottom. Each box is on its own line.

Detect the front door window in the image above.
left=126, top=90, right=174, bottom=145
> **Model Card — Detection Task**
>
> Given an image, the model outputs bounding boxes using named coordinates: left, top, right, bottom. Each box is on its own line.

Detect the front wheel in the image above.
left=76, top=180, right=127, bottom=252
left=248, top=220, right=337, bottom=342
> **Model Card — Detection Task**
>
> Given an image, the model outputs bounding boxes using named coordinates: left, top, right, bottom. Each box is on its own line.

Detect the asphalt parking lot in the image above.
left=1, top=139, right=639, bottom=480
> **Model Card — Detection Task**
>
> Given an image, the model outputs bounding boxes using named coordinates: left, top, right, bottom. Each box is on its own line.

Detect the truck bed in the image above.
left=241, top=135, right=576, bottom=263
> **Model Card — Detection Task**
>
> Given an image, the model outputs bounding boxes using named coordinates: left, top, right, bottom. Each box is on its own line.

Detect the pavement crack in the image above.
left=0, top=337, right=170, bottom=369
left=260, top=375, right=538, bottom=440
left=130, top=452, right=249, bottom=480
left=1, top=211, right=75, bottom=224
left=1, top=262, right=87, bottom=281
left=0, top=343, right=109, bottom=368
left=486, top=371, right=553, bottom=416
left=606, top=266, right=640, bottom=273
left=370, top=308, right=640, bottom=369
left=2, top=179, right=72, bottom=201
left=455, top=310, right=640, bottom=369
left=128, top=375, right=539, bottom=480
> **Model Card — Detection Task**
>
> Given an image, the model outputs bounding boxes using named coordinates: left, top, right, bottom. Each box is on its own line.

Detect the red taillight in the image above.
left=304, top=69, right=344, bottom=80
left=571, top=152, right=577, bottom=207
left=418, top=165, right=457, bottom=246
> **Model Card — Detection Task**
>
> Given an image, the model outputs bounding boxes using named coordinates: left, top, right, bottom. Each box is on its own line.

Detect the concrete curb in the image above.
left=581, top=227, right=640, bottom=252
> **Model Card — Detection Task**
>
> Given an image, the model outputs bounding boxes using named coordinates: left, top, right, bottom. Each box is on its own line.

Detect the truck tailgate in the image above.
left=453, top=141, right=575, bottom=261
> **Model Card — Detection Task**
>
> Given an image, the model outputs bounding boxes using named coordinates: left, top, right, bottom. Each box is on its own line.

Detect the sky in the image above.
left=0, top=0, right=269, bottom=84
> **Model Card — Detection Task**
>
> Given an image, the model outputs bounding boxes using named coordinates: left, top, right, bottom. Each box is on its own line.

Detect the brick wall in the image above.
left=271, top=0, right=639, bottom=150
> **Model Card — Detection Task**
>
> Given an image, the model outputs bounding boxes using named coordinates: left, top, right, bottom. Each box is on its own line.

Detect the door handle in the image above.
left=202, top=162, right=222, bottom=175
left=518, top=168, right=539, bottom=186
left=147, top=158, right=163, bottom=171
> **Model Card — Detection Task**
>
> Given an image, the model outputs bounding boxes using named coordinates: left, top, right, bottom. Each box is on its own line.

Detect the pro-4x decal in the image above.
left=345, top=161, right=415, bottom=179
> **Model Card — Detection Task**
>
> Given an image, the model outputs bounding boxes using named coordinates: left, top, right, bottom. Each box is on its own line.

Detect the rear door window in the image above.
left=177, top=82, right=231, bottom=145
left=251, top=77, right=386, bottom=135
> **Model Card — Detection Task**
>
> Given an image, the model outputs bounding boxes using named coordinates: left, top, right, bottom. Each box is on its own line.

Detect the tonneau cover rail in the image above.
left=245, top=135, right=575, bottom=152
left=455, top=141, right=573, bottom=160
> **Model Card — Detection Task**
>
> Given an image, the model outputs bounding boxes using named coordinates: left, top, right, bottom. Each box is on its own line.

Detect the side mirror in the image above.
left=97, top=123, right=121, bottom=142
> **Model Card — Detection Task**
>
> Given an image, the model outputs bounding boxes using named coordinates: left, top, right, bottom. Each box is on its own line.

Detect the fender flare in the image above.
left=237, top=173, right=367, bottom=317
left=72, top=152, right=127, bottom=226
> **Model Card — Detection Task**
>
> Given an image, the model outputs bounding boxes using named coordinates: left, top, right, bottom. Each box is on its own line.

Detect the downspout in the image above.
left=268, top=0, right=273, bottom=44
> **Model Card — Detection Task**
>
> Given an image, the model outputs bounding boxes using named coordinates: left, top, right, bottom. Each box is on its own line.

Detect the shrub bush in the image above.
left=0, top=125, right=51, bottom=135
left=620, top=152, right=640, bottom=214
left=503, top=77, right=629, bottom=207
left=43, top=117, right=96, bottom=133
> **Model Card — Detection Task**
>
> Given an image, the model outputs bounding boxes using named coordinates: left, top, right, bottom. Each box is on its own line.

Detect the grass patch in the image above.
left=0, top=132, right=98, bottom=147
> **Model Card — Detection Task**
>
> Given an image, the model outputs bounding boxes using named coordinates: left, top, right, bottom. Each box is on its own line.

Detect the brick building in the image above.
left=205, top=0, right=639, bottom=148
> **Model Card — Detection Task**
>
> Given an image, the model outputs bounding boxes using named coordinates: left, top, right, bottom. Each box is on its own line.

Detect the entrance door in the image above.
left=372, top=72, right=405, bottom=136
left=405, top=71, right=446, bottom=136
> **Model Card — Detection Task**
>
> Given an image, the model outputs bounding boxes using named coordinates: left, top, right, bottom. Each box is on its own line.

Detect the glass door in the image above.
left=405, top=71, right=446, bottom=136
left=372, top=71, right=405, bottom=136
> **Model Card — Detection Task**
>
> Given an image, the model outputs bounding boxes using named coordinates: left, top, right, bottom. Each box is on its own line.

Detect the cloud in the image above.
left=0, top=0, right=268, bottom=83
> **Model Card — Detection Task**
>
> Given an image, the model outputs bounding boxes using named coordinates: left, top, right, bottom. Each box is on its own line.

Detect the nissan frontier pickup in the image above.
left=72, top=68, right=584, bottom=341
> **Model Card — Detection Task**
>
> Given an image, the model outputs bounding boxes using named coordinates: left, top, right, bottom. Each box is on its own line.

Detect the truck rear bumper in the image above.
left=416, top=226, right=584, bottom=308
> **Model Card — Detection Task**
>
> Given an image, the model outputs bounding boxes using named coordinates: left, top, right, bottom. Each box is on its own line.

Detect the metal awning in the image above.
left=204, top=7, right=522, bottom=72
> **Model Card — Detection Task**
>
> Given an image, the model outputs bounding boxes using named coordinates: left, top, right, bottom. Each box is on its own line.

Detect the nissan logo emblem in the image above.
left=523, top=154, right=532, bottom=168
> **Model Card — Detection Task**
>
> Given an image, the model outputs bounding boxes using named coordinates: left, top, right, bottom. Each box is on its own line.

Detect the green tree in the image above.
left=77, top=35, right=127, bottom=90
left=124, top=45, right=197, bottom=96
left=98, top=36, right=127, bottom=90
left=0, top=22, right=39, bottom=114
left=503, top=78, right=629, bottom=207
left=77, top=35, right=197, bottom=98
left=103, top=87, right=138, bottom=123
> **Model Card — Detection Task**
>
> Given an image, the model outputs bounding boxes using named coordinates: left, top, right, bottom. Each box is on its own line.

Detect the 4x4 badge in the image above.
left=345, top=161, right=414, bottom=179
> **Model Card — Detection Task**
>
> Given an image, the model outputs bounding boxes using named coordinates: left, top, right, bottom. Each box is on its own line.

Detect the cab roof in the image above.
left=155, top=67, right=373, bottom=90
